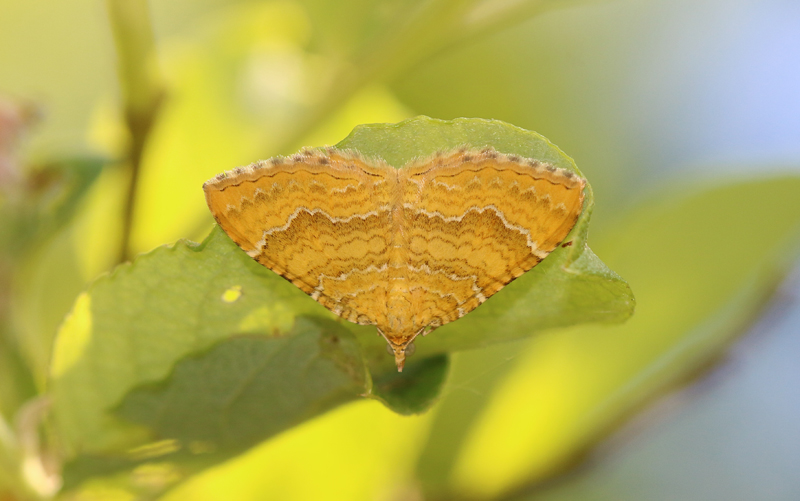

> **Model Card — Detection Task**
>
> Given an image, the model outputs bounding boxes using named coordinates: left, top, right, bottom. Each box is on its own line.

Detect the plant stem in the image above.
left=107, top=0, right=163, bottom=264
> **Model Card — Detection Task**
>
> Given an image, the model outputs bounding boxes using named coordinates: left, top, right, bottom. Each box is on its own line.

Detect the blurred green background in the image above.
left=1, top=0, right=799, bottom=499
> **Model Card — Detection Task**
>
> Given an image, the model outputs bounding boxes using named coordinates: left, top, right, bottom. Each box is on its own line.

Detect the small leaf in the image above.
left=369, top=354, right=450, bottom=415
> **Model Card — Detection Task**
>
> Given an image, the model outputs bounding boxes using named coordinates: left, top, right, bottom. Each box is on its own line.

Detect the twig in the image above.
left=107, top=0, right=164, bottom=264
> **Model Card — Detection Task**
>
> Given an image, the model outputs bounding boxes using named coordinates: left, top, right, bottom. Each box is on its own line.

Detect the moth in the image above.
left=204, top=147, right=585, bottom=371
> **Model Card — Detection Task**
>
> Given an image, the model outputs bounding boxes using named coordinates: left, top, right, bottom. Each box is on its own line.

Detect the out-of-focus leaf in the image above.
left=162, top=400, right=432, bottom=501
left=447, top=176, right=800, bottom=499
left=298, top=0, right=430, bottom=56
left=0, top=426, right=30, bottom=501
left=414, top=339, right=531, bottom=497
left=2, top=158, right=106, bottom=388
left=0, top=157, right=105, bottom=256
left=0, top=334, right=36, bottom=420
left=297, top=0, right=594, bottom=82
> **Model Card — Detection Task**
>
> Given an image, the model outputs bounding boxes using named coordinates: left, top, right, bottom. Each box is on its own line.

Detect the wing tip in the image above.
left=202, top=146, right=399, bottom=191
left=403, top=147, right=586, bottom=189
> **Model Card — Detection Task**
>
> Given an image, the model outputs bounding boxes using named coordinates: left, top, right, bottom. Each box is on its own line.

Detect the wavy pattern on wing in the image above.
left=394, top=150, right=585, bottom=332
left=204, top=147, right=586, bottom=370
left=204, top=149, right=399, bottom=327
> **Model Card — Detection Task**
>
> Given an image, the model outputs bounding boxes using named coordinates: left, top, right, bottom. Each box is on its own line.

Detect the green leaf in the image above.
left=370, top=354, right=450, bottom=415
left=0, top=334, right=36, bottom=421
left=48, top=117, right=631, bottom=488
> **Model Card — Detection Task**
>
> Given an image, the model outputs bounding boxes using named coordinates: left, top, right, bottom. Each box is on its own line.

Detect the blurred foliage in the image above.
left=0, top=0, right=798, bottom=500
